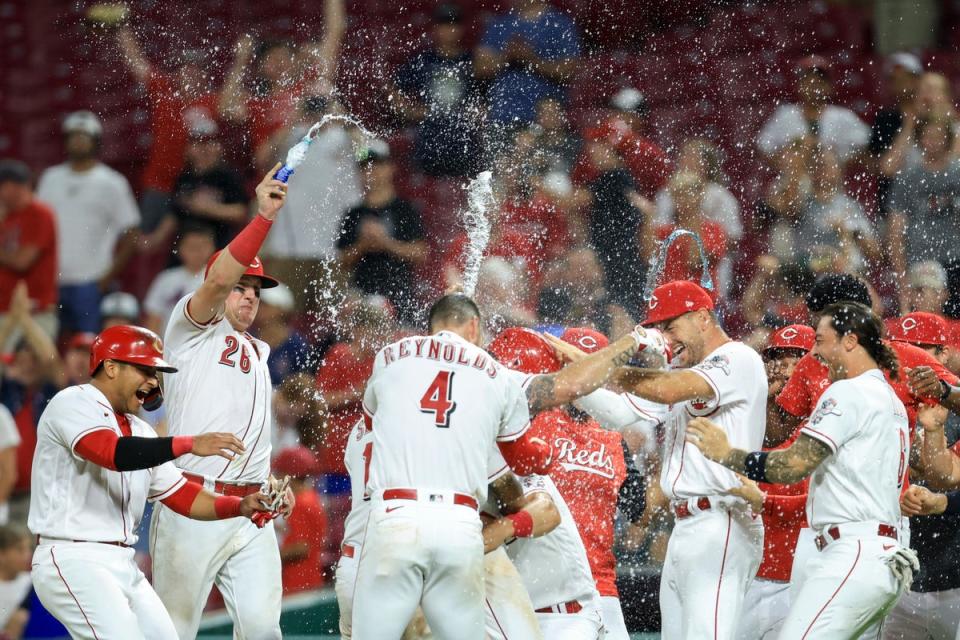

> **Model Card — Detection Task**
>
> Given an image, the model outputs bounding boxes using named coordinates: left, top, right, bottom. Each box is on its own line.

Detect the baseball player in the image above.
left=150, top=165, right=294, bottom=640
left=736, top=324, right=815, bottom=640
left=688, top=301, right=916, bottom=638
left=614, top=280, right=767, bottom=639
left=495, top=326, right=649, bottom=639
left=28, top=325, right=275, bottom=639
left=352, top=294, right=574, bottom=639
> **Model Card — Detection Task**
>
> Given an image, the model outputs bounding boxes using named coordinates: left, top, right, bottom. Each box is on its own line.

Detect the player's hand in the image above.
left=278, top=487, right=295, bottom=517
left=255, top=164, right=288, bottom=220
left=906, top=366, right=947, bottom=402
left=191, top=433, right=246, bottom=460
left=900, top=485, right=947, bottom=516
left=727, top=475, right=765, bottom=514
left=541, top=332, right=586, bottom=363
left=239, top=492, right=273, bottom=520
left=917, top=403, right=948, bottom=433
left=685, top=417, right=731, bottom=463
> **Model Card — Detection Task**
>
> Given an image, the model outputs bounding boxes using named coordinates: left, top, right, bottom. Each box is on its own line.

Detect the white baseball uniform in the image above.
left=737, top=578, right=791, bottom=639
left=492, top=474, right=603, bottom=639
left=151, top=293, right=281, bottom=640
left=779, top=369, right=909, bottom=638
left=352, top=330, right=531, bottom=640
left=28, top=384, right=185, bottom=639
left=659, top=341, right=767, bottom=640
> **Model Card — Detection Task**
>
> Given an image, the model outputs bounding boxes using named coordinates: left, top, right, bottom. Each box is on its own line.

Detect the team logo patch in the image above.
left=648, top=295, right=658, bottom=310
left=901, top=317, right=917, bottom=333
left=698, top=354, right=731, bottom=376
left=810, top=397, right=842, bottom=425
left=250, top=257, right=261, bottom=268
left=780, top=327, right=799, bottom=340
left=577, top=335, right=598, bottom=350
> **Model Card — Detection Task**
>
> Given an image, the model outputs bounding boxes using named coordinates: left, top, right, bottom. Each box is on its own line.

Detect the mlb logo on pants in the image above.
left=429, top=494, right=444, bottom=503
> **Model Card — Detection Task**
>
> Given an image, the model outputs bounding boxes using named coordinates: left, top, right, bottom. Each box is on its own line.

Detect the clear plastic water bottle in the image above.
left=273, top=123, right=321, bottom=183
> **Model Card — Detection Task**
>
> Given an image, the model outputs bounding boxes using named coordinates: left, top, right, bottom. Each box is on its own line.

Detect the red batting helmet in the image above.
left=887, top=312, right=948, bottom=347
left=204, top=250, right=280, bottom=289
left=763, top=324, right=815, bottom=354
left=487, top=327, right=562, bottom=374
left=89, top=325, right=178, bottom=375
left=561, top=327, right=609, bottom=354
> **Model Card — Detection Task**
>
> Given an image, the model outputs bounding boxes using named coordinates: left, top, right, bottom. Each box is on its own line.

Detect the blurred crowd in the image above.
left=4, top=0, right=960, bottom=625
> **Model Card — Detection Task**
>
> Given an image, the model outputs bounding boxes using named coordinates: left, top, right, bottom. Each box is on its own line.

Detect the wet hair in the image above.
left=779, top=261, right=816, bottom=297
left=821, top=301, right=899, bottom=380
left=806, top=273, right=871, bottom=313
left=0, top=524, right=29, bottom=551
left=428, top=294, right=481, bottom=332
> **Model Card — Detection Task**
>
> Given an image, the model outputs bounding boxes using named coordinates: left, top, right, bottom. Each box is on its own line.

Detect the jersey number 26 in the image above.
left=420, top=371, right=456, bottom=428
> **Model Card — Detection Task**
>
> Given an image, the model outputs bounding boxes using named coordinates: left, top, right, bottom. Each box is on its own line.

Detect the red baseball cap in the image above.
left=763, top=324, right=815, bottom=354
left=67, top=332, right=97, bottom=353
left=642, top=280, right=715, bottom=326
left=487, top=327, right=562, bottom=374
left=204, top=250, right=280, bottom=289
left=887, top=312, right=948, bottom=347
left=272, top=446, right=320, bottom=478
left=560, top=327, right=609, bottom=354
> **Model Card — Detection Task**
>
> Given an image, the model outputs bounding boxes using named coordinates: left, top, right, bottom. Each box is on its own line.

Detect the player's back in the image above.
left=802, top=370, right=909, bottom=529
left=362, top=330, right=529, bottom=504
left=162, top=294, right=273, bottom=482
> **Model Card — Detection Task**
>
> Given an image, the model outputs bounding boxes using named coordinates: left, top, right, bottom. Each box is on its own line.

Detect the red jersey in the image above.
left=777, top=341, right=958, bottom=426
left=655, top=221, right=726, bottom=287
left=756, top=430, right=808, bottom=582
left=315, top=343, right=376, bottom=474
left=0, top=199, right=57, bottom=312
left=529, top=409, right=627, bottom=597
left=280, top=488, right=328, bottom=594
left=571, top=119, right=671, bottom=197
left=142, top=72, right=219, bottom=192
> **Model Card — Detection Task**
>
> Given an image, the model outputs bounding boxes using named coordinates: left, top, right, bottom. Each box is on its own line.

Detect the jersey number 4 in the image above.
left=420, top=371, right=456, bottom=428
left=218, top=336, right=251, bottom=373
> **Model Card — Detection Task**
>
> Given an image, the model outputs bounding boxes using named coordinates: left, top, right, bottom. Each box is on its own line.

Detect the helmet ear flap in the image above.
left=142, top=387, right=163, bottom=412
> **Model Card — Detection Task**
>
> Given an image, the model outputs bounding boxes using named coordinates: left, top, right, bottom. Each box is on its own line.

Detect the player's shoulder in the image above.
left=698, top=340, right=761, bottom=373
left=43, top=385, right=104, bottom=418
left=889, top=339, right=937, bottom=366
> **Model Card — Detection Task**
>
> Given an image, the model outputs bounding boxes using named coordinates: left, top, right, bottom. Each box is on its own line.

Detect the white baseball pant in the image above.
left=351, top=494, right=485, bottom=640
left=32, top=541, right=177, bottom=640
left=484, top=545, right=543, bottom=640
left=736, top=578, right=790, bottom=640
left=660, top=505, right=764, bottom=639
left=779, top=530, right=902, bottom=639
left=149, top=503, right=282, bottom=640
left=536, top=598, right=603, bottom=640
left=880, top=587, right=960, bottom=640
left=599, top=596, right=629, bottom=640
left=788, top=528, right=817, bottom=606
left=335, top=546, right=359, bottom=640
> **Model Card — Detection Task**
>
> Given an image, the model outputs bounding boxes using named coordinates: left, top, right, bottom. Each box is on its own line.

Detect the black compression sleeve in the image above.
left=113, top=436, right=178, bottom=471
left=617, top=438, right=646, bottom=523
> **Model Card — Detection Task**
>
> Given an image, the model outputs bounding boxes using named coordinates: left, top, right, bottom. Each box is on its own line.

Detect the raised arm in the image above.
left=116, top=25, right=151, bottom=83
left=188, top=165, right=286, bottom=323
left=219, top=35, right=255, bottom=123
left=916, top=404, right=960, bottom=489
left=616, top=367, right=715, bottom=406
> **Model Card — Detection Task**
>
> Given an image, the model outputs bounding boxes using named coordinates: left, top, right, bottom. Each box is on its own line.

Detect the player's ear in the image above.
left=102, top=360, right=120, bottom=380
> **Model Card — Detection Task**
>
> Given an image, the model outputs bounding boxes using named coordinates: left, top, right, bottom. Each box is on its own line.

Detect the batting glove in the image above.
left=884, top=546, right=920, bottom=592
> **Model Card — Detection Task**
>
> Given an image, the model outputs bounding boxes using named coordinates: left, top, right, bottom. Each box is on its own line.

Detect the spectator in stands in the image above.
left=315, top=297, right=394, bottom=474
left=887, top=115, right=960, bottom=302
left=537, top=246, right=635, bottom=338
left=0, top=401, right=19, bottom=527
left=473, top=257, right=537, bottom=335
left=262, top=96, right=362, bottom=311
left=336, top=142, right=429, bottom=325
left=0, top=284, right=64, bottom=523
left=757, top=55, right=869, bottom=166
left=146, top=122, right=248, bottom=252
left=219, top=0, right=346, bottom=158
left=391, top=4, right=483, bottom=177
left=0, top=160, right=57, bottom=348
left=643, top=171, right=727, bottom=291
left=116, top=26, right=220, bottom=233
left=653, top=138, right=740, bottom=295
left=904, top=260, right=950, bottom=315
left=758, top=139, right=812, bottom=257
left=741, top=257, right=816, bottom=328
left=475, top=0, right=581, bottom=135
left=526, top=97, right=581, bottom=175
left=143, top=222, right=216, bottom=336
left=274, top=446, right=328, bottom=594
left=36, top=111, right=140, bottom=334
left=582, top=129, right=645, bottom=314
left=99, top=292, right=140, bottom=329
left=571, top=87, right=671, bottom=198
left=252, top=283, right=311, bottom=386
left=0, top=525, right=31, bottom=638
left=870, top=52, right=923, bottom=211
left=273, top=372, right=317, bottom=452
left=61, top=332, right=94, bottom=387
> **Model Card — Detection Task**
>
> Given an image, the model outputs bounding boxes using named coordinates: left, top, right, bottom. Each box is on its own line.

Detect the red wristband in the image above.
left=171, top=436, right=194, bottom=457
left=214, top=495, right=242, bottom=519
left=227, top=214, right=273, bottom=267
left=506, top=511, right=534, bottom=538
